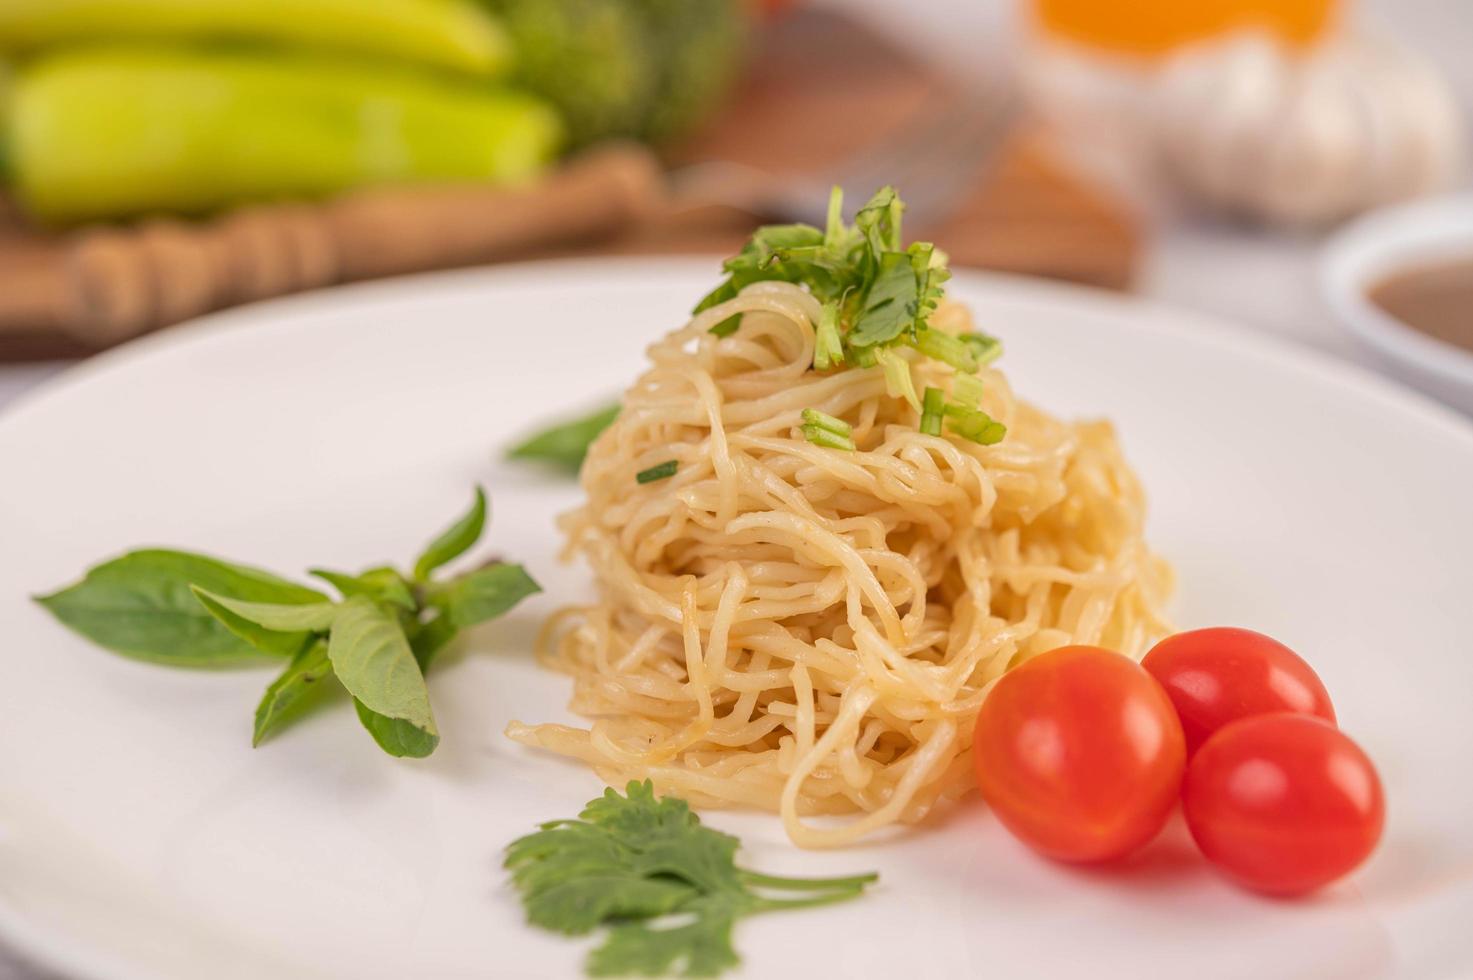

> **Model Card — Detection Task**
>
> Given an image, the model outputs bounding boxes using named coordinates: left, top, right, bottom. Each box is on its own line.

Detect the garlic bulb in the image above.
left=1152, top=32, right=1465, bottom=225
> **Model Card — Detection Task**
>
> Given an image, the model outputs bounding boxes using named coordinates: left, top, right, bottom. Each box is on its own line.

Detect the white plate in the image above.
left=2, top=259, right=1472, bottom=980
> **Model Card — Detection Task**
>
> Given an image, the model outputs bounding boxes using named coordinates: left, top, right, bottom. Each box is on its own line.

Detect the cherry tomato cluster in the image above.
left=971, top=627, right=1384, bottom=896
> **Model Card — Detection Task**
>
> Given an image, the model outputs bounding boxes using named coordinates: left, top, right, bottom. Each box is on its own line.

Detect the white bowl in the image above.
left=1321, top=194, right=1473, bottom=415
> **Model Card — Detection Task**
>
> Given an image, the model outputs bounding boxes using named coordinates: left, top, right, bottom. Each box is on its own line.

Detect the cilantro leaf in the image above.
left=588, top=896, right=743, bottom=979
left=505, top=781, right=878, bottom=977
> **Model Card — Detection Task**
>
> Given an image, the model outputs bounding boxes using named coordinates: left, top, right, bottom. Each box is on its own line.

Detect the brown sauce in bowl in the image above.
left=1367, top=257, right=1473, bottom=353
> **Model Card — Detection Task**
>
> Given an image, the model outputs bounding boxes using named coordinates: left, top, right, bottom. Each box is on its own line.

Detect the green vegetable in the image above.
left=328, top=596, right=438, bottom=747
left=951, top=371, right=985, bottom=409
left=636, top=460, right=678, bottom=484
left=253, top=642, right=333, bottom=746
left=813, top=302, right=843, bottom=370
left=696, top=186, right=1007, bottom=446
left=433, top=562, right=541, bottom=630
left=799, top=408, right=851, bottom=437
left=506, top=780, right=878, bottom=978
left=0, top=0, right=513, bottom=76
left=11, top=49, right=561, bottom=223
left=961, top=332, right=1003, bottom=366
left=34, top=487, right=539, bottom=757
left=35, top=550, right=327, bottom=666
left=414, top=486, right=486, bottom=581
left=800, top=408, right=857, bottom=452
left=945, top=404, right=1008, bottom=446
left=920, top=386, right=944, bottom=436
left=708, top=314, right=742, bottom=338
left=508, top=402, right=620, bottom=473
left=482, top=0, right=745, bottom=147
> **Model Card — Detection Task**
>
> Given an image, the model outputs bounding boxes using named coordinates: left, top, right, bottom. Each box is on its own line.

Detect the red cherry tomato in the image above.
left=973, top=645, right=1186, bottom=863
left=1183, top=713, right=1384, bottom=895
left=1142, top=627, right=1335, bottom=756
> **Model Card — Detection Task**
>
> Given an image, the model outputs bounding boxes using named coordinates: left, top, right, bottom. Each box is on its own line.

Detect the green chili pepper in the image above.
left=10, top=49, right=563, bottom=223
left=0, top=0, right=513, bottom=76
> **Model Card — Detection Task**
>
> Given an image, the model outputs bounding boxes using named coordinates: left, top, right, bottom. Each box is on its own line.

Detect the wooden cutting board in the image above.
left=0, top=8, right=1137, bottom=361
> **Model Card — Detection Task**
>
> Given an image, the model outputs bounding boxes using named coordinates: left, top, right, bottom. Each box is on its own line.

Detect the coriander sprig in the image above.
left=506, top=780, right=877, bottom=977
left=698, top=186, right=1009, bottom=449
left=35, top=487, right=539, bottom=758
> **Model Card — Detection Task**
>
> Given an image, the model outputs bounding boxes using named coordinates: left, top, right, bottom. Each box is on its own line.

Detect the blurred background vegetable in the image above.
left=0, top=0, right=514, bottom=75
left=12, top=49, right=560, bottom=222
left=483, top=0, right=746, bottom=147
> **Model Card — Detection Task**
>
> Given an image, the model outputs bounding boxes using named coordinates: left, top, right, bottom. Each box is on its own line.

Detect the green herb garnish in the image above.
left=961, top=331, right=1003, bottom=366
left=799, top=408, right=855, bottom=451
left=636, top=460, right=678, bottom=483
left=34, top=487, right=539, bottom=757
left=951, top=371, right=985, bottom=409
left=696, top=186, right=1006, bottom=445
left=920, top=386, right=944, bottom=436
left=945, top=403, right=1008, bottom=446
left=709, top=314, right=742, bottom=338
left=509, top=402, right=620, bottom=472
left=506, top=780, right=878, bottom=978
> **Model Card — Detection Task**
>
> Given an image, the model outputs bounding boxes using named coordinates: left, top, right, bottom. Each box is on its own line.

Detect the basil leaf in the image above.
left=192, top=589, right=338, bottom=632
left=354, top=700, right=439, bottom=759
left=253, top=642, right=335, bottom=746
left=410, top=613, right=457, bottom=671
left=327, top=596, right=437, bottom=740
left=189, top=589, right=330, bottom=658
left=35, top=549, right=327, bottom=666
left=508, top=403, right=620, bottom=472
left=310, top=567, right=416, bottom=611
left=439, top=563, right=540, bottom=630
left=413, top=487, right=486, bottom=582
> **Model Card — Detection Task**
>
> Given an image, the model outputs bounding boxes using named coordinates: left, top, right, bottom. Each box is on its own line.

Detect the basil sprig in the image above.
left=35, top=487, right=539, bottom=758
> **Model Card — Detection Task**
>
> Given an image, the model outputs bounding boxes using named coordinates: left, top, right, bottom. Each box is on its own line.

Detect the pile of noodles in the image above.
left=507, top=280, right=1172, bottom=848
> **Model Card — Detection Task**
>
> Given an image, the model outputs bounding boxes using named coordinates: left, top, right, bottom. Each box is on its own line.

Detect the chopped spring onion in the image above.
left=874, top=347, right=920, bottom=411
left=814, top=301, right=844, bottom=370
left=801, top=408, right=852, bottom=436
left=802, top=425, right=856, bottom=452
left=952, top=372, right=985, bottom=408
left=944, top=404, right=1007, bottom=446
left=914, top=328, right=978, bottom=373
left=960, top=332, right=1003, bottom=366
left=825, top=185, right=845, bottom=241
left=801, top=408, right=855, bottom=451
left=635, top=460, right=678, bottom=484
left=710, top=314, right=742, bottom=338
left=920, top=387, right=944, bottom=436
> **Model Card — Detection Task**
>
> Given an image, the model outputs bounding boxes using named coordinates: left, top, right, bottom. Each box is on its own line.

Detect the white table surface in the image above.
left=1, top=3, right=1469, bottom=979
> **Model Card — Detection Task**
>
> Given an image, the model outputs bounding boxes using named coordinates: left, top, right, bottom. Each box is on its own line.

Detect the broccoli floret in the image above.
left=483, top=0, right=745, bottom=148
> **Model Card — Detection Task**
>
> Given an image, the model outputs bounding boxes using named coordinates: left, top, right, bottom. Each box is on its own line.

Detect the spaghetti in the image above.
left=507, top=278, right=1171, bottom=848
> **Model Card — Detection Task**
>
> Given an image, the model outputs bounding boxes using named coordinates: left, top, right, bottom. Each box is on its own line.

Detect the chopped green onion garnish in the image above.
left=802, top=424, right=856, bottom=451
left=952, top=372, right=985, bottom=408
left=825, top=186, right=845, bottom=242
left=914, top=328, right=978, bottom=373
left=874, top=347, right=920, bottom=411
left=944, top=404, right=1007, bottom=445
left=960, top=332, right=1003, bottom=366
left=920, top=387, right=944, bottom=436
left=849, top=345, right=878, bottom=369
left=709, top=314, right=742, bottom=338
left=801, top=408, right=851, bottom=436
left=635, top=460, right=678, bottom=483
left=814, top=301, right=844, bottom=370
